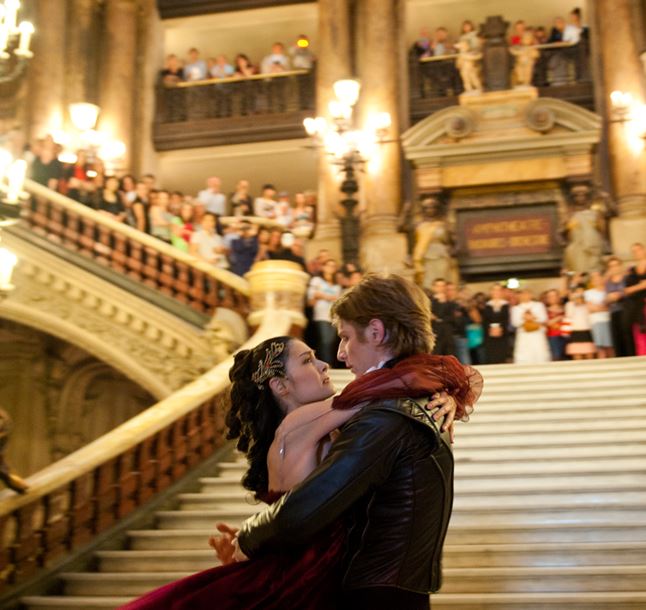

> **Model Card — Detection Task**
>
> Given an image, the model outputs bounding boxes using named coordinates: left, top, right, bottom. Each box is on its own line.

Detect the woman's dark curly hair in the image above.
left=226, top=336, right=293, bottom=499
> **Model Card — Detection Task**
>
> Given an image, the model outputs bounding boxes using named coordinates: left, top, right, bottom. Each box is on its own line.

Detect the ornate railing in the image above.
left=0, top=309, right=294, bottom=590
left=410, top=40, right=593, bottom=122
left=154, top=69, right=315, bottom=150
left=23, top=180, right=250, bottom=319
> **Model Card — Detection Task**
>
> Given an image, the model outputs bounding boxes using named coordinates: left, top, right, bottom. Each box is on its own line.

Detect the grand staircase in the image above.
left=22, top=356, right=646, bottom=609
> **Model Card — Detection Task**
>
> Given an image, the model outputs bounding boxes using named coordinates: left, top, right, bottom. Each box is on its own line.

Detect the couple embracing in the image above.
left=123, top=274, right=482, bottom=610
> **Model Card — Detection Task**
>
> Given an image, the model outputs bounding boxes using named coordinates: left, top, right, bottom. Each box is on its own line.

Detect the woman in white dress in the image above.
left=511, top=289, right=551, bottom=364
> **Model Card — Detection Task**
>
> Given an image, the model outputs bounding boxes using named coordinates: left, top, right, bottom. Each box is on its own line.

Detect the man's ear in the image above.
left=366, top=318, right=387, bottom=346
left=268, top=376, right=288, bottom=397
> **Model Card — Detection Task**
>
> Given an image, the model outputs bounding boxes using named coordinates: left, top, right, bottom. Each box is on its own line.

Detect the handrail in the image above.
left=24, top=179, right=250, bottom=318
left=171, top=68, right=310, bottom=89
left=418, top=41, right=578, bottom=63
left=0, top=309, right=294, bottom=588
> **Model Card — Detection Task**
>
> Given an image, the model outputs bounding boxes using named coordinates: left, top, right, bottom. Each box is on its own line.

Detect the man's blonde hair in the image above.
left=331, top=274, right=435, bottom=355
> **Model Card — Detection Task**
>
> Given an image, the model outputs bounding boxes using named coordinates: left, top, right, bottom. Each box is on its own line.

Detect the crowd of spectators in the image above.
left=160, top=37, right=316, bottom=86
left=27, top=135, right=317, bottom=278
left=426, top=244, right=646, bottom=365
left=410, top=7, right=586, bottom=58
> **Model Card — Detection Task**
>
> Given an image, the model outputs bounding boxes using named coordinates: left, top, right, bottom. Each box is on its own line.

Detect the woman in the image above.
left=565, top=286, right=596, bottom=360
left=97, top=175, right=126, bottom=222
left=511, top=289, right=551, bottom=364
left=544, top=289, right=567, bottom=361
left=308, top=259, right=342, bottom=366
left=605, top=256, right=630, bottom=357
left=482, top=283, right=509, bottom=364
left=585, top=271, right=614, bottom=358
left=121, top=336, right=480, bottom=610
left=171, top=202, right=195, bottom=252
left=624, top=242, right=646, bottom=356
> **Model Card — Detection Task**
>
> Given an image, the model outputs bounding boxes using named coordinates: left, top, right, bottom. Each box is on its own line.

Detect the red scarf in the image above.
left=332, top=354, right=482, bottom=422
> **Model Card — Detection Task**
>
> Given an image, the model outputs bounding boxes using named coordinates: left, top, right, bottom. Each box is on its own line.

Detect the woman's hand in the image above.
left=208, top=523, right=239, bottom=565
left=425, top=392, right=457, bottom=443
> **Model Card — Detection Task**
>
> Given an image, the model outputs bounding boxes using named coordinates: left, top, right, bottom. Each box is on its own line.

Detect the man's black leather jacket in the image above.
left=237, top=397, right=454, bottom=593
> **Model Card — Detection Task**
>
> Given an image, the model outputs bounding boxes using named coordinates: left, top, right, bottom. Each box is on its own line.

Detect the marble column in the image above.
left=132, top=0, right=164, bottom=176
left=305, top=0, right=353, bottom=263
left=98, top=0, right=138, bottom=171
left=27, top=0, right=67, bottom=140
left=596, top=0, right=646, bottom=257
left=355, top=0, right=407, bottom=272
left=65, top=0, right=100, bottom=112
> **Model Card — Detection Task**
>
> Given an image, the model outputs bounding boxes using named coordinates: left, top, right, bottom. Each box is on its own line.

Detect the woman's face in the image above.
left=278, top=340, right=334, bottom=410
left=180, top=203, right=194, bottom=222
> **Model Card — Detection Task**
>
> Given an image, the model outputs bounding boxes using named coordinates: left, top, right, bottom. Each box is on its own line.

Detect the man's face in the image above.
left=337, top=319, right=381, bottom=377
left=433, top=280, right=447, bottom=296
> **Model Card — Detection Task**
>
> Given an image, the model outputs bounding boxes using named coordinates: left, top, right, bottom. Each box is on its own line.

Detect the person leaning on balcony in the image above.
left=234, top=53, right=257, bottom=77
left=160, top=53, right=184, bottom=85
left=183, top=47, right=208, bottom=81
left=209, top=54, right=234, bottom=79
left=149, top=190, right=174, bottom=243
left=197, top=176, right=227, bottom=216
left=260, top=42, right=291, bottom=74
left=289, top=35, right=315, bottom=70
left=562, top=8, right=582, bottom=44
left=190, top=212, right=229, bottom=269
left=253, top=183, right=278, bottom=218
left=170, top=202, right=195, bottom=252
left=97, top=175, right=127, bottom=223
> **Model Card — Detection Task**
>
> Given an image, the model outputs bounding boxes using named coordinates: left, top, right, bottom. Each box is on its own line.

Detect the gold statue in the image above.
left=0, top=408, right=28, bottom=494
left=455, top=40, right=483, bottom=93
left=510, top=32, right=539, bottom=87
left=413, top=197, right=453, bottom=289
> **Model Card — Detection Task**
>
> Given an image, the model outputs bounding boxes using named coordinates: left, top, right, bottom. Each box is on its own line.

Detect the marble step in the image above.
left=431, top=591, right=646, bottom=609
left=21, top=598, right=132, bottom=609
left=476, top=378, right=646, bottom=396
left=440, top=565, right=646, bottom=594
left=94, top=541, right=646, bottom=573
left=59, top=564, right=646, bottom=597
left=129, top=519, right=646, bottom=550
left=61, top=572, right=191, bottom=597
left=463, top=406, right=646, bottom=423
left=156, top=505, right=646, bottom=530
left=183, top=476, right=646, bottom=510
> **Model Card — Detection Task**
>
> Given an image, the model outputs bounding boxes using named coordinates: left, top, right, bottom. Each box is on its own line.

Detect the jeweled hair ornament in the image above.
left=251, top=342, right=286, bottom=389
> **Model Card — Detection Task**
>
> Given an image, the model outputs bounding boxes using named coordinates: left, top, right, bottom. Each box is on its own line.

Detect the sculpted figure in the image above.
left=413, top=197, right=453, bottom=290
left=563, top=185, right=605, bottom=273
left=0, top=408, right=28, bottom=494
left=455, top=40, right=483, bottom=92
left=510, top=32, right=539, bottom=86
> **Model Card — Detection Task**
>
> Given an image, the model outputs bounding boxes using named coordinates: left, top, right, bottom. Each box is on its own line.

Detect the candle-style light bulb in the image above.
left=0, top=25, right=10, bottom=58
left=6, top=159, right=27, bottom=203
left=0, top=247, right=18, bottom=291
left=0, top=149, right=13, bottom=184
left=15, top=21, right=34, bottom=57
left=4, top=0, right=21, bottom=34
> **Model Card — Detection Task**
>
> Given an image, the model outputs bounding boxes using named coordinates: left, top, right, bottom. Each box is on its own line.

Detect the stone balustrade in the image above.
left=23, top=180, right=250, bottom=319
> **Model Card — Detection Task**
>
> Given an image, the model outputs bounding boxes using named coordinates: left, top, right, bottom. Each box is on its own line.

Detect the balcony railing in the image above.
left=410, top=40, right=593, bottom=123
left=22, top=180, right=251, bottom=319
left=153, top=69, right=315, bottom=150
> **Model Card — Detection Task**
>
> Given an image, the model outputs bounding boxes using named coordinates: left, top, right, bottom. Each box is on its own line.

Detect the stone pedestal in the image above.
left=356, top=0, right=407, bottom=272
left=245, top=261, right=309, bottom=333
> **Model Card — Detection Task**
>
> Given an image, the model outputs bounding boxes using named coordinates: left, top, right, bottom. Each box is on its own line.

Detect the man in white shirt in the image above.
left=183, top=48, right=208, bottom=81
left=253, top=184, right=278, bottom=218
left=190, top=213, right=228, bottom=269
left=260, top=42, right=291, bottom=74
left=197, top=176, right=227, bottom=216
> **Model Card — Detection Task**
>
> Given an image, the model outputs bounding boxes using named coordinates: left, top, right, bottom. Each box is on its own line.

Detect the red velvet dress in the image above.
left=120, top=354, right=482, bottom=610
left=119, top=516, right=346, bottom=610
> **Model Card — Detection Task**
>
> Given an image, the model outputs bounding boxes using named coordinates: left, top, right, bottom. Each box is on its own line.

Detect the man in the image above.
left=253, top=183, right=277, bottom=218
left=197, top=176, right=227, bottom=216
left=183, top=47, right=207, bottom=81
left=189, top=212, right=228, bottom=269
left=430, top=277, right=458, bottom=356
left=235, top=274, right=461, bottom=609
left=260, top=42, right=291, bottom=74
